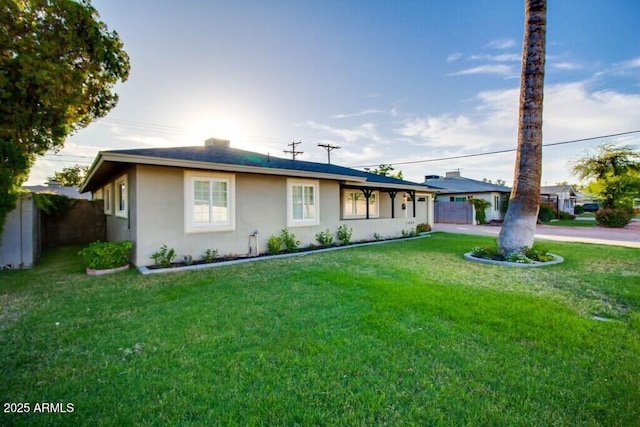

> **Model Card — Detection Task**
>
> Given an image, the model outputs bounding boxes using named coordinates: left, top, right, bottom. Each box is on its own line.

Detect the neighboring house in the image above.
left=80, top=138, right=435, bottom=266
left=540, top=185, right=579, bottom=215
left=422, top=171, right=511, bottom=224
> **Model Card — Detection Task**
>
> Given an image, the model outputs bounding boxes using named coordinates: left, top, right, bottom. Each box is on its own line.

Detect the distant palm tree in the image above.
left=498, top=0, right=547, bottom=254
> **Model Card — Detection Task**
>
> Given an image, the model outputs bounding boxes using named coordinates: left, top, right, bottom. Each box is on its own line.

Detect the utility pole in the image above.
left=317, top=143, right=341, bottom=164
left=284, top=141, right=303, bottom=160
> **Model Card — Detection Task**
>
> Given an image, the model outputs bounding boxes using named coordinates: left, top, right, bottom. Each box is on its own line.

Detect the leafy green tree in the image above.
left=47, top=164, right=90, bottom=187
left=364, top=164, right=403, bottom=179
left=571, top=144, right=640, bottom=210
left=0, top=0, right=130, bottom=240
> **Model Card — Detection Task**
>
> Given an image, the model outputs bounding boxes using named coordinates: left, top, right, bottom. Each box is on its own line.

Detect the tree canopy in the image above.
left=0, top=0, right=129, bottom=238
left=571, top=144, right=640, bottom=210
left=47, top=164, right=90, bottom=187
left=364, top=164, right=403, bottom=180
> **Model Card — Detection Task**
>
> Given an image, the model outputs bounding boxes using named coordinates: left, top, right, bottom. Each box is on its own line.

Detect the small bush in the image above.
left=574, top=205, right=585, bottom=215
left=538, top=204, right=556, bottom=222
left=281, top=228, right=300, bottom=252
left=401, top=229, right=416, bottom=238
left=79, top=240, right=132, bottom=270
left=315, top=228, right=334, bottom=246
left=595, top=208, right=633, bottom=228
left=416, top=223, right=431, bottom=233
left=558, top=211, right=576, bottom=220
left=201, top=249, right=218, bottom=263
left=522, top=245, right=555, bottom=262
left=373, top=232, right=382, bottom=241
left=151, top=244, right=176, bottom=267
left=505, top=251, right=535, bottom=264
left=470, top=198, right=492, bottom=224
left=336, top=224, right=353, bottom=245
left=183, top=255, right=193, bottom=265
left=267, top=235, right=283, bottom=255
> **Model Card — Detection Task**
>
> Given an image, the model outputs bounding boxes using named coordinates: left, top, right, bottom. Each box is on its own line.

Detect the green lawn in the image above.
left=1, top=233, right=639, bottom=426
left=544, top=219, right=596, bottom=227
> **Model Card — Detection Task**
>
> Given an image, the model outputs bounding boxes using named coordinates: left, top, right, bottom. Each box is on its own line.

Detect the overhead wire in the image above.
left=349, top=130, right=640, bottom=169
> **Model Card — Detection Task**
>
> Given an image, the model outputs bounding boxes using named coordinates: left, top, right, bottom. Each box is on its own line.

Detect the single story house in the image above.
left=80, top=138, right=435, bottom=266
left=540, top=185, right=579, bottom=215
left=422, top=171, right=511, bottom=224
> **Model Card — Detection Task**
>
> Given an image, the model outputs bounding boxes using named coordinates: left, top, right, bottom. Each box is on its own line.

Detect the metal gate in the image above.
left=434, top=201, right=473, bottom=224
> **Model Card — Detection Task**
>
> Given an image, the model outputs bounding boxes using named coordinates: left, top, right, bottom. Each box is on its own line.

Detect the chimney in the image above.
left=445, top=171, right=461, bottom=178
left=205, top=137, right=230, bottom=148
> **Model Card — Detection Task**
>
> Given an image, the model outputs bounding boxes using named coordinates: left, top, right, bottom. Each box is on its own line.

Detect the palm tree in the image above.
left=497, top=0, right=547, bottom=254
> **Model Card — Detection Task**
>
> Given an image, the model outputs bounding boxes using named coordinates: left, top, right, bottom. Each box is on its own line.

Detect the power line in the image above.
left=350, top=130, right=640, bottom=168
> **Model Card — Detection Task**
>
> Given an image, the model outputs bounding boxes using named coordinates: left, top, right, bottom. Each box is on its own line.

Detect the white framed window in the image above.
left=343, top=190, right=379, bottom=218
left=103, top=183, right=113, bottom=215
left=287, top=179, right=319, bottom=226
left=115, top=174, right=128, bottom=218
left=184, top=171, right=235, bottom=233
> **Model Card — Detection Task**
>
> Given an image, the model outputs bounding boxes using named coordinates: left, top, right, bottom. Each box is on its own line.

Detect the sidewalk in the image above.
left=432, top=220, right=640, bottom=249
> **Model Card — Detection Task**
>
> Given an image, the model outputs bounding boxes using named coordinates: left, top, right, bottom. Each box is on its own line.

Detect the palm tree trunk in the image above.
left=498, top=0, right=547, bottom=254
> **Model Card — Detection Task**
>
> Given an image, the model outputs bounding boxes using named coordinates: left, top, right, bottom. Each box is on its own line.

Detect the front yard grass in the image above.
left=545, top=219, right=596, bottom=227
left=1, top=233, right=639, bottom=425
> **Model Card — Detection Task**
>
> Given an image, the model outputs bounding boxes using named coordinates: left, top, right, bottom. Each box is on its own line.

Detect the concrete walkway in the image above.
left=433, top=220, right=640, bottom=249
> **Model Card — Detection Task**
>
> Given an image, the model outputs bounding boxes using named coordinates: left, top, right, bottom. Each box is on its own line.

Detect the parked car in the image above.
left=582, top=203, right=600, bottom=212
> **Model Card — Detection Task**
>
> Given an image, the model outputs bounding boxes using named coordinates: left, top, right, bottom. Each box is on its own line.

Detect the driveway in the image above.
left=433, top=220, right=640, bottom=249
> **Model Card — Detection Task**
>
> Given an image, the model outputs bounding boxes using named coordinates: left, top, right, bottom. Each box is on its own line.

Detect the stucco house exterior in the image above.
left=80, top=139, right=435, bottom=266
left=422, top=171, right=511, bottom=224
left=540, top=185, right=579, bottom=215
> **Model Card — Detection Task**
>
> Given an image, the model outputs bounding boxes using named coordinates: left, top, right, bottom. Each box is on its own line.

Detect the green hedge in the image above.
left=79, top=240, right=132, bottom=270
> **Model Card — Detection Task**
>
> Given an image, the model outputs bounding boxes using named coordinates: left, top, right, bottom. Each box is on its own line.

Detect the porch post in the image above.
left=388, top=191, right=397, bottom=218
left=361, top=189, right=373, bottom=219
left=409, top=190, right=416, bottom=217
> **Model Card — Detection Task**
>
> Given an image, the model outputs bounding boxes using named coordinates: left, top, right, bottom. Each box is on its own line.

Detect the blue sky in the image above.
left=29, top=0, right=640, bottom=186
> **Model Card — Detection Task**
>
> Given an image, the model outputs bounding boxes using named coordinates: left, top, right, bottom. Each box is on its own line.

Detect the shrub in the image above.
left=336, top=224, right=353, bottom=245
left=201, top=249, right=218, bottom=263
left=469, top=198, right=492, bottom=224
left=538, top=204, right=556, bottom=222
left=505, top=251, right=535, bottom=264
left=151, top=244, right=176, bottom=267
left=373, top=232, right=382, bottom=241
left=281, top=228, right=300, bottom=252
left=315, top=229, right=334, bottom=246
left=267, top=235, right=283, bottom=255
left=521, top=245, right=555, bottom=262
left=183, top=255, right=193, bottom=265
left=558, top=211, right=576, bottom=220
left=595, top=207, right=633, bottom=228
left=79, top=240, right=132, bottom=270
left=416, top=223, right=431, bottom=233
left=401, top=229, right=416, bottom=238
left=574, top=205, right=585, bottom=215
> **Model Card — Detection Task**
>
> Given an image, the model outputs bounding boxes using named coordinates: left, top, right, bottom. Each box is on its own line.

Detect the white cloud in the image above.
left=619, top=57, right=640, bottom=69
left=449, top=64, right=516, bottom=77
left=447, top=52, right=463, bottom=63
left=469, top=53, right=520, bottom=62
left=303, top=120, right=383, bottom=144
left=487, top=39, right=516, bottom=49
left=551, top=61, right=582, bottom=70
left=392, top=81, right=640, bottom=184
left=332, top=109, right=384, bottom=119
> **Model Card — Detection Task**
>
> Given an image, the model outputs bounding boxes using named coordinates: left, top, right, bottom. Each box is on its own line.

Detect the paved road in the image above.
left=433, top=220, right=640, bottom=249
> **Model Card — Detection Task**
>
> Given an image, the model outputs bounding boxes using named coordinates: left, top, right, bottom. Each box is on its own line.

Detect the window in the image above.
left=494, top=195, right=501, bottom=211
left=103, top=184, right=112, bottom=215
left=343, top=190, right=379, bottom=218
left=115, top=175, right=128, bottom=218
left=185, top=171, right=235, bottom=232
left=287, top=179, right=319, bottom=226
